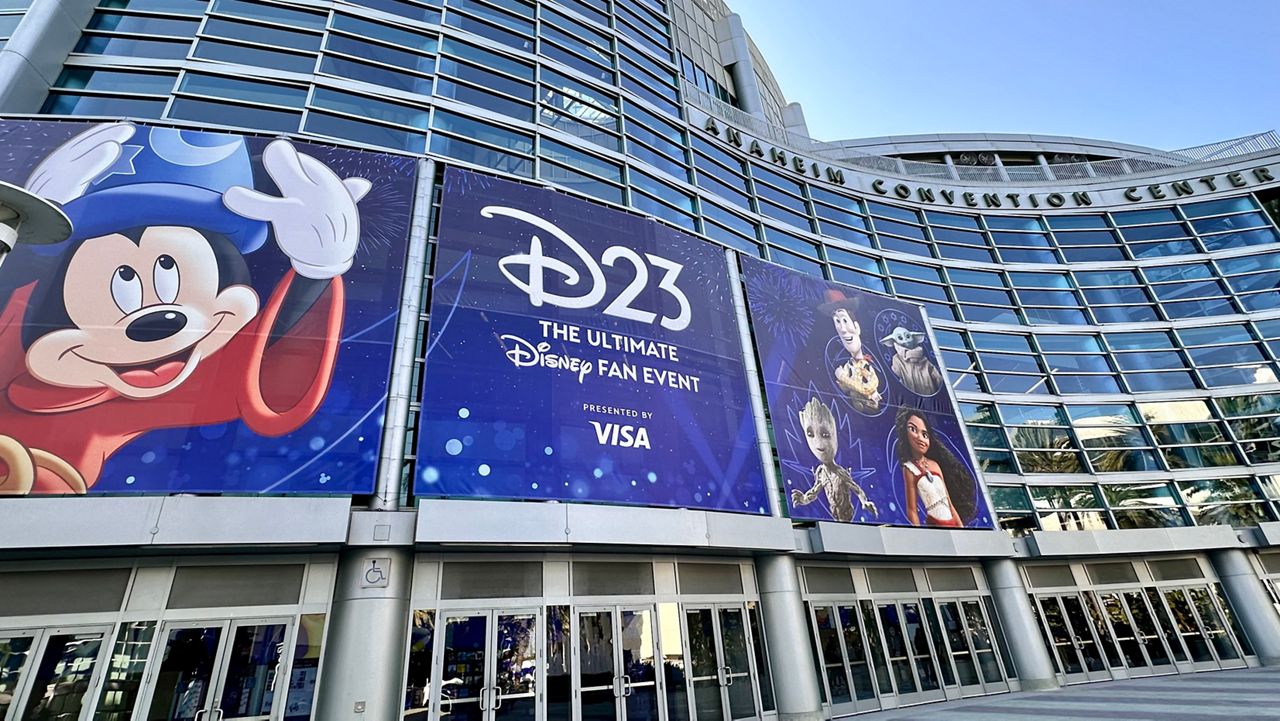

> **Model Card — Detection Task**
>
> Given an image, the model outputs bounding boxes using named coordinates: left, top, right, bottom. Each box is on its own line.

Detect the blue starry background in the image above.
left=416, top=168, right=768, bottom=514
left=0, top=120, right=417, bottom=495
left=741, top=255, right=993, bottom=528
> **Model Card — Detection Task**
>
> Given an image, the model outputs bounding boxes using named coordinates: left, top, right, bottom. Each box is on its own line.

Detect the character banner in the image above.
left=741, top=255, right=994, bottom=529
left=0, top=120, right=417, bottom=496
left=416, top=168, right=768, bottom=514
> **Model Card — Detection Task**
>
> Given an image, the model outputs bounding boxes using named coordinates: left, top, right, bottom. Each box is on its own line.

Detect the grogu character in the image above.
left=790, top=397, right=878, bottom=523
left=880, top=326, right=942, bottom=396
left=0, top=122, right=371, bottom=495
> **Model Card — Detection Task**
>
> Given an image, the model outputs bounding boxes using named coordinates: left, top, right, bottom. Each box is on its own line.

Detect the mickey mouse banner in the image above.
left=0, top=120, right=416, bottom=495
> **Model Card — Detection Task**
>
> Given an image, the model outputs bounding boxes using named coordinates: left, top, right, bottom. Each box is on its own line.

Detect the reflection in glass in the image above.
left=684, top=610, right=722, bottom=721
left=858, top=601, right=893, bottom=695
left=1187, top=587, right=1239, bottom=661
left=94, top=621, right=157, bottom=721
left=404, top=611, right=435, bottom=720
left=876, top=604, right=916, bottom=694
left=1145, top=588, right=1189, bottom=663
left=938, top=602, right=978, bottom=686
left=147, top=627, right=221, bottom=721
left=620, top=610, right=659, bottom=721
left=285, top=614, right=325, bottom=721
left=22, top=633, right=104, bottom=721
left=219, top=624, right=286, bottom=720
left=1122, top=593, right=1171, bottom=667
left=745, top=603, right=776, bottom=713
left=1211, top=584, right=1255, bottom=656
left=0, top=636, right=34, bottom=718
left=1038, top=598, right=1082, bottom=675
left=813, top=607, right=851, bottom=704
left=578, top=611, right=617, bottom=721
left=546, top=606, right=571, bottom=721
left=716, top=609, right=756, bottom=720
left=920, top=601, right=955, bottom=687
left=1162, top=590, right=1213, bottom=663
left=901, top=604, right=939, bottom=691
left=495, top=614, right=537, bottom=721
left=836, top=606, right=875, bottom=700
left=657, top=604, right=689, bottom=721
left=442, top=616, right=487, bottom=721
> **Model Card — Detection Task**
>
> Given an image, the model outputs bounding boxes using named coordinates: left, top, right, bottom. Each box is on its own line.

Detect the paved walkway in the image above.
left=855, top=666, right=1280, bottom=720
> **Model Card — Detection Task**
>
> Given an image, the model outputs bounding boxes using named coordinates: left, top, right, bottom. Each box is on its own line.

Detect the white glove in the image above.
left=25, top=122, right=136, bottom=204
left=223, top=140, right=371, bottom=280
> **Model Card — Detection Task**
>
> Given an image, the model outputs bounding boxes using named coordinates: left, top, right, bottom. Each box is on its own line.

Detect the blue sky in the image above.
left=728, top=1, right=1280, bottom=150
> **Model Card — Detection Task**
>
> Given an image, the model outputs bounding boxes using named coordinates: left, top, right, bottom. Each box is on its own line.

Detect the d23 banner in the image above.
left=416, top=168, right=768, bottom=514
left=742, top=255, right=993, bottom=529
left=0, top=120, right=417, bottom=495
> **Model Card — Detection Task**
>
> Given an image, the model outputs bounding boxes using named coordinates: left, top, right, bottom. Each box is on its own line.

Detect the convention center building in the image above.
left=1, top=0, right=1280, bottom=719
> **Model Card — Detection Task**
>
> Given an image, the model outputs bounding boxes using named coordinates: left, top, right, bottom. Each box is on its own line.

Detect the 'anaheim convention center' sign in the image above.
left=0, top=119, right=416, bottom=495
left=690, top=106, right=1280, bottom=210
left=743, top=257, right=994, bottom=529
left=416, top=168, right=769, bottom=513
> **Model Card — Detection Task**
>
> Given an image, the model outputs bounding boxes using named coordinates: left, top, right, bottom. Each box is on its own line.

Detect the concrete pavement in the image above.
left=854, top=666, right=1280, bottom=720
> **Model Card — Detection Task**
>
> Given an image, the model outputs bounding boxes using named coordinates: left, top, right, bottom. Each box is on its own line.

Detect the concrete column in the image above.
left=0, top=0, right=98, bottom=111
left=1208, top=548, right=1280, bottom=665
left=781, top=102, right=809, bottom=141
left=755, top=554, right=824, bottom=721
left=981, top=558, right=1059, bottom=691
left=316, top=547, right=414, bottom=720
left=713, top=13, right=765, bottom=119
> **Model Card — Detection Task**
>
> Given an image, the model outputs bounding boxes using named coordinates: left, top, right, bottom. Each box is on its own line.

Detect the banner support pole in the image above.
left=371, top=158, right=436, bottom=511
left=726, top=249, right=783, bottom=518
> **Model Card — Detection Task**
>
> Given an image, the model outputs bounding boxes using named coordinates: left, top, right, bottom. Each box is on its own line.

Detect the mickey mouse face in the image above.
left=25, top=226, right=259, bottom=400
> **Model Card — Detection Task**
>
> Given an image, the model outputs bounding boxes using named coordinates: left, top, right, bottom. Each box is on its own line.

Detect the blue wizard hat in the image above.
left=61, top=125, right=269, bottom=252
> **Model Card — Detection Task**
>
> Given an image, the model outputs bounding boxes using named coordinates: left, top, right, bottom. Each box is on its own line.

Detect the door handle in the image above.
left=479, top=688, right=488, bottom=712
left=492, top=687, right=503, bottom=710
left=212, top=710, right=224, bottom=721
left=194, top=711, right=206, bottom=721
left=622, top=674, right=633, bottom=697
left=723, top=666, right=734, bottom=686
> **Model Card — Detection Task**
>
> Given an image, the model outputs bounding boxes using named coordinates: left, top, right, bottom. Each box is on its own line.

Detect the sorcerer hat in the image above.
left=817, top=287, right=861, bottom=316
left=60, top=125, right=268, bottom=253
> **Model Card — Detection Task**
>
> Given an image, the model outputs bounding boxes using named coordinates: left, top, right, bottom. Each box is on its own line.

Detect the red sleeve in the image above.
left=237, top=271, right=345, bottom=436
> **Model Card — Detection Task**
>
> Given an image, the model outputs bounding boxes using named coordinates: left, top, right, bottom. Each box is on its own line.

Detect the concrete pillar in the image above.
left=713, top=13, right=765, bottom=119
left=316, top=547, right=413, bottom=720
left=755, top=554, right=824, bottom=721
left=0, top=0, right=97, bottom=111
left=981, top=558, right=1059, bottom=690
left=781, top=102, right=809, bottom=141
left=1208, top=548, right=1280, bottom=665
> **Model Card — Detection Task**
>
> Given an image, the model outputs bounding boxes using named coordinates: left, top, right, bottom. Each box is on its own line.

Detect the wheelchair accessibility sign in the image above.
left=362, top=557, right=391, bottom=588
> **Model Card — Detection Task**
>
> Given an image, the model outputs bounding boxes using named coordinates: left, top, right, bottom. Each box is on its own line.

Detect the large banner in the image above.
left=742, top=256, right=993, bottom=529
left=0, top=120, right=416, bottom=495
left=416, top=168, right=767, bottom=513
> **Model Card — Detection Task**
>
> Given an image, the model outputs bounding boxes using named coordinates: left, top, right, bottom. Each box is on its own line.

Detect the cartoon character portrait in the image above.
left=818, top=289, right=882, bottom=414
left=0, top=122, right=375, bottom=495
left=790, top=397, right=878, bottom=522
left=895, top=407, right=977, bottom=527
left=880, top=326, right=943, bottom=396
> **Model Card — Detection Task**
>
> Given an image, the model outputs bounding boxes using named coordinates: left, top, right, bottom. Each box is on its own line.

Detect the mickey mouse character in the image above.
left=0, top=122, right=371, bottom=494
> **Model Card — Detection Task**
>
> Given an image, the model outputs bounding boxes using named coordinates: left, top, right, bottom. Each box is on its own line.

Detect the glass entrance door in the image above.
left=808, top=604, right=881, bottom=716
left=873, top=602, right=945, bottom=706
left=933, top=599, right=1009, bottom=696
left=142, top=619, right=289, bottom=721
left=574, top=607, right=660, bottom=721
left=2, top=626, right=112, bottom=721
left=1155, top=587, right=1245, bottom=672
left=683, top=606, right=760, bottom=721
left=1033, top=595, right=1110, bottom=684
left=437, top=610, right=540, bottom=721
left=1096, top=591, right=1175, bottom=678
